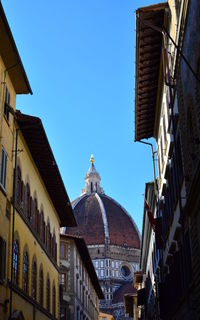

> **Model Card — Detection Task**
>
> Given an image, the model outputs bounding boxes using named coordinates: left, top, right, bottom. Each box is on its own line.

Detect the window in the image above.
left=32, top=261, right=37, bottom=300
left=0, top=237, right=6, bottom=281
left=175, top=0, right=181, bottom=20
left=40, top=211, right=45, bottom=242
left=0, top=146, right=7, bottom=190
left=23, top=251, right=29, bottom=293
left=4, top=86, right=10, bottom=121
left=33, top=198, right=38, bottom=232
left=100, top=269, right=104, bottom=277
left=106, top=259, right=110, bottom=267
left=25, top=184, right=31, bottom=220
left=46, top=277, right=50, bottom=312
left=121, top=265, right=131, bottom=278
left=13, top=240, right=19, bottom=285
left=100, top=260, right=104, bottom=268
left=52, top=285, right=56, bottom=318
left=76, top=307, right=79, bottom=320
left=47, top=222, right=51, bottom=253
left=39, top=269, right=44, bottom=306
left=52, top=233, right=57, bottom=261
left=95, top=260, right=98, bottom=268
left=16, top=166, right=22, bottom=203
left=61, top=273, right=67, bottom=291
left=60, top=242, right=69, bottom=259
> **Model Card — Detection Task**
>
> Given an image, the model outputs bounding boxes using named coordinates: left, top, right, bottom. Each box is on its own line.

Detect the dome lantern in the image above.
left=81, top=155, right=104, bottom=195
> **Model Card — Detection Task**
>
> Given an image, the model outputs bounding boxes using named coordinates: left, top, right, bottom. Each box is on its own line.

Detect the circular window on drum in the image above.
left=121, top=265, right=131, bottom=278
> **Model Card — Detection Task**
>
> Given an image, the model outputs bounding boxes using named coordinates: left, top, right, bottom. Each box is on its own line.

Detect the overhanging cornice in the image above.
left=135, top=3, right=168, bottom=141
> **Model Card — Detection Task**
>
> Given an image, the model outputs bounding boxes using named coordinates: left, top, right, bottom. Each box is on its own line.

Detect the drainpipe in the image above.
left=137, top=140, right=158, bottom=194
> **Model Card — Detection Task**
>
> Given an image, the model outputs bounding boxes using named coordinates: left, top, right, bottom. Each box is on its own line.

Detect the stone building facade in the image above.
left=135, top=0, right=200, bottom=319
left=60, top=234, right=104, bottom=320
left=64, top=156, right=141, bottom=319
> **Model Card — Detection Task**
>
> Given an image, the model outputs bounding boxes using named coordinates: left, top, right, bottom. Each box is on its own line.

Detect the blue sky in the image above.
left=2, top=0, right=163, bottom=233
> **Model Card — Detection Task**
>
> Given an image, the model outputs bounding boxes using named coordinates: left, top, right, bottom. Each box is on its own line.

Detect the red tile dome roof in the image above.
left=67, top=193, right=140, bottom=249
left=65, top=156, right=140, bottom=249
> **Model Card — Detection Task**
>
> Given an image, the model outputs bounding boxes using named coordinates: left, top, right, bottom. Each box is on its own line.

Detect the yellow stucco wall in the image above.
left=7, top=130, right=61, bottom=319
left=0, top=56, right=17, bottom=319
left=15, top=130, right=60, bottom=265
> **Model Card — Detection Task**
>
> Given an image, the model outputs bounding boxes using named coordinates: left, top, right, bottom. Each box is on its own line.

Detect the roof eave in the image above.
left=134, top=3, right=168, bottom=142
left=0, top=2, right=32, bottom=94
left=16, top=111, right=76, bottom=227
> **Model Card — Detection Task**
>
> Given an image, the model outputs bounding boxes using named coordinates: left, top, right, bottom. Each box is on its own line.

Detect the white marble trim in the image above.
left=95, top=193, right=110, bottom=242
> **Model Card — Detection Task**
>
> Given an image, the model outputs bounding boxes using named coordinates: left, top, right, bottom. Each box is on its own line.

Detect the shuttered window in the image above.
left=13, top=240, right=19, bottom=285
left=23, top=252, right=29, bottom=293
left=4, top=86, right=10, bottom=121
left=0, top=146, right=7, bottom=190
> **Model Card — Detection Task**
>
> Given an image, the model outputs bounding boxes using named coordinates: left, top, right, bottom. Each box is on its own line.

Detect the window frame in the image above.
left=4, top=86, right=10, bottom=122
left=23, top=251, right=29, bottom=293
left=60, top=241, right=68, bottom=259
left=52, top=284, right=56, bottom=318
left=61, top=272, right=67, bottom=291
left=39, top=268, right=44, bottom=306
left=0, top=146, right=7, bottom=190
left=13, top=239, right=20, bottom=285
left=46, top=276, right=50, bottom=312
left=32, top=260, right=37, bottom=300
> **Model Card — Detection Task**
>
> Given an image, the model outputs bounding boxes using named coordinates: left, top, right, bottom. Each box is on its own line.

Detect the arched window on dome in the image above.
left=91, top=182, right=93, bottom=193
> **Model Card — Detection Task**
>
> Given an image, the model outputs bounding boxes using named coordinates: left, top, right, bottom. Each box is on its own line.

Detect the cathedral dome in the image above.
left=64, top=156, right=141, bottom=318
left=66, top=155, right=140, bottom=249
